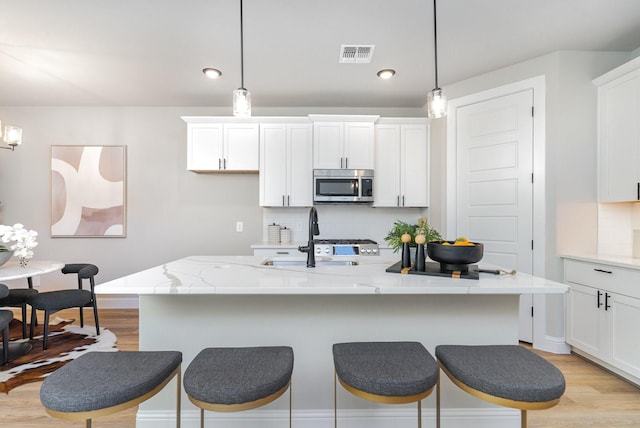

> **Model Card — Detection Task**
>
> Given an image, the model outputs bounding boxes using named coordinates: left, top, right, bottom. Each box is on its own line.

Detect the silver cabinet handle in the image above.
left=282, top=195, right=285, bottom=206
left=223, top=158, right=227, bottom=169
left=218, top=158, right=222, bottom=169
left=340, top=157, right=344, bottom=168
left=397, top=196, right=400, bottom=207
left=287, top=195, right=290, bottom=206
left=402, top=195, right=405, bottom=206
left=345, top=157, right=348, bottom=168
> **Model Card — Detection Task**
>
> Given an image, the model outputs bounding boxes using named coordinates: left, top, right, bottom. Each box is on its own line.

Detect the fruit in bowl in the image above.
left=427, top=237, right=484, bottom=272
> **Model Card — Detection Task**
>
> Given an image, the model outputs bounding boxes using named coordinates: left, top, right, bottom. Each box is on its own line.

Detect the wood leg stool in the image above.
left=40, top=351, right=182, bottom=428
left=435, top=345, right=565, bottom=428
left=183, top=346, right=294, bottom=428
left=333, top=341, right=438, bottom=428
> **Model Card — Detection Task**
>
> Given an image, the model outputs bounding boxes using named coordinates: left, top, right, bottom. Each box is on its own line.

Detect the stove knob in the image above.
left=372, top=248, right=378, bottom=253
left=324, top=248, right=330, bottom=254
left=365, top=249, right=371, bottom=254
left=315, top=248, right=321, bottom=254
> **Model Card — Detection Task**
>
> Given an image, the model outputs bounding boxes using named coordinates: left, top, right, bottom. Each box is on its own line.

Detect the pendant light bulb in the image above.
left=233, top=88, right=251, bottom=117
left=427, top=88, right=447, bottom=119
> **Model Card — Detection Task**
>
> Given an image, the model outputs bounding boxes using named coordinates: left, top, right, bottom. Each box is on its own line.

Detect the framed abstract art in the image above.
left=50, top=145, right=127, bottom=237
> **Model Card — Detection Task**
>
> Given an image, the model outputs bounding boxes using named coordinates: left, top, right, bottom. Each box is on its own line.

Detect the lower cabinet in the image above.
left=564, top=258, right=640, bottom=384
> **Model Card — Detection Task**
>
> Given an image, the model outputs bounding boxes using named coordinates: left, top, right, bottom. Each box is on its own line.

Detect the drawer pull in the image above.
left=276, top=251, right=290, bottom=255
left=605, top=293, right=611, bottom=311
left=593, top=268, right=612, bottom=274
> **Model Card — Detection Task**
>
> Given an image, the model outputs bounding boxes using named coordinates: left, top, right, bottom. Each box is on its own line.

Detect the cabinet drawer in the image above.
left=564, top=259, right=640, bottom=299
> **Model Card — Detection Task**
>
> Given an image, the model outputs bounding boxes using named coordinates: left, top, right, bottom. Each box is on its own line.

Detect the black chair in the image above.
left=0, top=284, right=13, bottom=365
left=0, top=279, right=38, bottom=339
left=27, top=264, right=100, bottom=350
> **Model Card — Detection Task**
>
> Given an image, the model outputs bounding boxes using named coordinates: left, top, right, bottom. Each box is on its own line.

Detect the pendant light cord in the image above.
left=432, top=0, right=439, bottom=90
left=240, top=0, right=245, bottom=89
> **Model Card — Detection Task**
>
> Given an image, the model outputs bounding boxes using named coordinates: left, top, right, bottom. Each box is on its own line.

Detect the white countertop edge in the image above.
left=560, top=253, right=640, bottom=270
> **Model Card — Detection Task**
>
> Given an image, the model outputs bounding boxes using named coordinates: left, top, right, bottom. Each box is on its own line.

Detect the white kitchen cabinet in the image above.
left=183, top=118, right=259, bottom=172
left=594, top=57, right=640, bottom=202
left=564, top=258, right=640, bottom=383
left=310, top=115, right=378, bottom=170
left=259, top=122, right=313, bottom=207
left=374, top=120, right=429, bottom=207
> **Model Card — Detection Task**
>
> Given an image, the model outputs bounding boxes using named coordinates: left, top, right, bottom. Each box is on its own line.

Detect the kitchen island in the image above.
left=95, top=255, right=568, bottom=428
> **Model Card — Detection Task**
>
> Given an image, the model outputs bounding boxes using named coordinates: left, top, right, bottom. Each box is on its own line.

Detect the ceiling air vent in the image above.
left=339, top=45, right=375, bottom=63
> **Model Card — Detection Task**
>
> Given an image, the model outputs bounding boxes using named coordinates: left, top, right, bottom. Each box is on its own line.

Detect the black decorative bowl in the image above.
left=426, top=241, right=484, bottom=272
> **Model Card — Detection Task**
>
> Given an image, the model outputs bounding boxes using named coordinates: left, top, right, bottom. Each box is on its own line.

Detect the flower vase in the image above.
left=0, top=251, right=12, bottom=268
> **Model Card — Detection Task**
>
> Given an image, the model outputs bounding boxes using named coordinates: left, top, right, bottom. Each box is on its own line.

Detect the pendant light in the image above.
left=427, top=0, right=447, bottom=119
left=233, top=0, right=251, bottom=117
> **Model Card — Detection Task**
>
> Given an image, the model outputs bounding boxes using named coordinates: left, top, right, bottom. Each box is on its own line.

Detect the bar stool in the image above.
left=183, top=346, right=294, bottom=427
left=435, top=345, right=565, bottom=428
left=40, top=350, right=182, bottom=428
left=332, top=341, right=438, bottom=428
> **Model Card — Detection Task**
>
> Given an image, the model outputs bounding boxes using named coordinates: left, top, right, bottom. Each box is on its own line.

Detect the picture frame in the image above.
left=50, top=145, right=127, bottom=237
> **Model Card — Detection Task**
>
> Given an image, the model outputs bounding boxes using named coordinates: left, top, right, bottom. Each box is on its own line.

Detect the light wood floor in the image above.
left=1, top=308, right=639, bottom=427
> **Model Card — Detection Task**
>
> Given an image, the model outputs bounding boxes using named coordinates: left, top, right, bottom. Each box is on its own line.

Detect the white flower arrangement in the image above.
left=0, top=223, right=38, bottom=267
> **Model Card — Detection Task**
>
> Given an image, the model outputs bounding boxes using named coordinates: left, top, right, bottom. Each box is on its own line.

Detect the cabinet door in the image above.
left=598, top=73, right=640, bottom=202
left=608, top=292, right=640, bottom=378
left=374, top=125, right=401, bottom=207
left=187, top=123, right=224, bottom=171
left=344, top=122, right=374, bottom=169
left=259, top=124, right=288, bottom=206
left=401, top=124, right=428, bottom=207
left=313, top=122, right=344, bottom=169
left=287, top=124, right=313, bottom=207
left=224, top=123, right=259, bottom=171
left=566, top=283, right=606, bottom=359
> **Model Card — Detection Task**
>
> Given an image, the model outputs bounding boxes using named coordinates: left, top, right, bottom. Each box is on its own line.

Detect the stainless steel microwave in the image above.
left=313, top=169, right=374, bottom=203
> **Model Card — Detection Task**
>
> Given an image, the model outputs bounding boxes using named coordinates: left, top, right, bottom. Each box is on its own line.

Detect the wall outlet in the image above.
left=236, top=221, right=243, bottom=232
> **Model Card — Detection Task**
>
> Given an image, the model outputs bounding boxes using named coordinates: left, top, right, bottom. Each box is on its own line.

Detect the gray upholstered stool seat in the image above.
left=40, top=351, right=182, bottom=427
left=435, top=345, right=565, bottom=428
left=332, top=342, right=438, bottom=428
left=184, top=346, right=294, bottom=427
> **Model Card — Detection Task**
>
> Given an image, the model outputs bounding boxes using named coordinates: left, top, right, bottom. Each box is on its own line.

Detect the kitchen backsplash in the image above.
left=262, top=206, right=427, bottom=247
left=598, top=202, right=640, bottom=257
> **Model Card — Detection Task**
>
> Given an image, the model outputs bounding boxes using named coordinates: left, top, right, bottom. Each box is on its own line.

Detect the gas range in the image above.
left=314, top=239, right=379, bottom=256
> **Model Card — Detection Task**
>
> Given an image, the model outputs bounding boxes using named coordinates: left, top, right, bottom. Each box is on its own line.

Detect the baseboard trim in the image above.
left=136, top=407, right=520, bottom=428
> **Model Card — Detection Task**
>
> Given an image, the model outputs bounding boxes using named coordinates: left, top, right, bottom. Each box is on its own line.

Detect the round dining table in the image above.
left=0, top=260, right=65, bottom=362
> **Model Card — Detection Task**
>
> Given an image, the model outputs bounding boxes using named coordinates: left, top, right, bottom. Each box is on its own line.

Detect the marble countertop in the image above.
left=94, top=255, right=568, bottom=296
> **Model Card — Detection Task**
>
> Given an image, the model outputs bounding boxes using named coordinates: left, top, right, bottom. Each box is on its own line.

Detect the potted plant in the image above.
left=384, top=217, right=441, bottom=253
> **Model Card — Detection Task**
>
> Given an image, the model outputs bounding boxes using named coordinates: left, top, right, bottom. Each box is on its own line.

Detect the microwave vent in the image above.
left=339, top=45, right=375, bottom=63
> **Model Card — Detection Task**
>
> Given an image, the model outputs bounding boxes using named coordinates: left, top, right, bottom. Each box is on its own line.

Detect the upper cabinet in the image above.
left=594, top=57, right=640, bottom=202
left=259, top=121, right=313, bottom=207
left=183, top=117, right=259, bottom=172
left=310, top=115, right=378, bottom=170
left=374, top=119, right=429, bottom=207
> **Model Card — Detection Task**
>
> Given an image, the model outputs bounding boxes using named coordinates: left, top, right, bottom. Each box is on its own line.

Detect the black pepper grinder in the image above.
left=401, top=233, right=412, bottom=268
left=415, top=234, right=426, bottom=272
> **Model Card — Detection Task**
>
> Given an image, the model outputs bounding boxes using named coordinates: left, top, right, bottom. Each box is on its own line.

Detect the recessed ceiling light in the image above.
left=202, top=68, right=222, bottom=79
left=377, top=69, right=396, bottom=80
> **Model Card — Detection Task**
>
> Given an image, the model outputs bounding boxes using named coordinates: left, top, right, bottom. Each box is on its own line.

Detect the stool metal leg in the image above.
left=521, top=410, right=527, bottom=428
left=334, top=371, right=337, bottom=428
left=176, top=368, right=181, bottom=428
left=86, top=419, right=91, bottom=428
left=200, top=408, right=204, bottom=428
left=436, top=368, right=441, bottom=428
left=418, top=400, right=422, bottom=428
left=289, top=380, right=292, bottom=428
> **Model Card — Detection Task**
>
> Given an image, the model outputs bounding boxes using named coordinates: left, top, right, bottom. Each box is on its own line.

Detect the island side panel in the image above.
left=137, top=293, right=520, bottom=427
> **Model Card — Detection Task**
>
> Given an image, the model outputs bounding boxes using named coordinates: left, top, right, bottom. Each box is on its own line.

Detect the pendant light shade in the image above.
left=233, top=0, right=251, bottom=117
left=427, top=0, right=447, bottom=119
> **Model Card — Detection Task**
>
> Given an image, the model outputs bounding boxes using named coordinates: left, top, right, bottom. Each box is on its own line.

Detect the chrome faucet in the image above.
left=298, top=207, right=319, bottom=267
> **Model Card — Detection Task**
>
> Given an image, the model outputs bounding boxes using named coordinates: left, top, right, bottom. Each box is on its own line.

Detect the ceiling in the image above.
left=1, top=0, right=640, bottom=109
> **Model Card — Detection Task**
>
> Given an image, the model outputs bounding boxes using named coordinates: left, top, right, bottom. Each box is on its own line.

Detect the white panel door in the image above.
left=456, top=89, right=534, bottom=342
left=401, top=124, right=429, bottom=207
left=287, top=123, right=313, bottom=207
left=609, top=292, right=640, bottom=378
left=374, top=124, right=402, bottom=207
left=259, top=124, right=288, bottom=206
left=344, top=122, right=374, bottom=169
left=188, top=123, right=223, bottom=171
left=313, top=122, right=344, bottom=169
left=224, top=123, right=259, bottom=171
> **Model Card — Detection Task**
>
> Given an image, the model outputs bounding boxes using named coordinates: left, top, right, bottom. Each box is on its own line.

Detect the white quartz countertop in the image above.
left=95, top=255, right=568, bottom=296
left=561, top=253, right=640, bottom=270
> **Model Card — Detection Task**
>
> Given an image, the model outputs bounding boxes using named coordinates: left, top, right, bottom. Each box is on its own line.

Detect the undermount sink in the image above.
left=261, top=258, right=359, bottom=267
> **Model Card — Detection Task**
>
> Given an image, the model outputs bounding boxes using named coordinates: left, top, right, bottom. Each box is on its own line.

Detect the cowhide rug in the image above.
left=0, top=317, right=117, bottom=393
